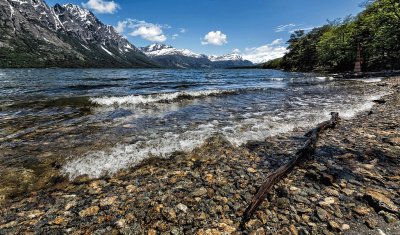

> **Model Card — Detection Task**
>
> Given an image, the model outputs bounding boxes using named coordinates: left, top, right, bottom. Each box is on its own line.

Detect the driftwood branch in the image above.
left=242, top=112, right=340, bottom=222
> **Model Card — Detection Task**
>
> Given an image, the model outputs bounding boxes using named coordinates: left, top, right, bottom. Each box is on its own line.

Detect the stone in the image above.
left=218, top=223, right=236, bottom=233
left=176, top=203, right=188, bottom=213
left=316, top=208, right=329, bottom=221
left=192, top=187, right=208, bottom=197
left=319, top=197, right=336, bottom=207
left=379, top=211, right=397, bottom=223
left=353, top=206, right=370, bottom=216
left=162, top=207, right=176, bottom=221
left=100, top=196, right=118, bottom=207
left=116, top=219, right=127, bottom=228
left=365, top=218, right=377, bottom=229
left=341, top=224, right=350, bottom=230
left=341, top=188, right=354, bottom=196
left=276, top=198, right=290, bottom=209
left=148, top=229, right=157, bottom=235
left=51, top=216, right=65, bottom=225
left=247, top=167, right=257, bottom=173
left=364, top=189, right=398, bottom=213
left=289, top=224, right=298, bottom=235
left=79, top=206, right=100, bottom=217
left=328, top=221, right=340, bottom=232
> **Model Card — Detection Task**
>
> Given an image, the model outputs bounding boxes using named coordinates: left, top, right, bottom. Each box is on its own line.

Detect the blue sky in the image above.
left=46, top=0, right=365, bottom=62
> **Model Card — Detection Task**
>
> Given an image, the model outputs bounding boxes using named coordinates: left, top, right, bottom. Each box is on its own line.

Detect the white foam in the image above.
left=62, top=125, right=216, bottom=178
left=64, top=91, right=389, bottom=179
left=350, top=78, right=383, bottom=83
left=90, top=90, right=232, bottom=106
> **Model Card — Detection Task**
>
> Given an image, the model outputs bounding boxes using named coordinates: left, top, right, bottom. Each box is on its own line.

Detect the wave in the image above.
left=349, top=77, right=383, bottom=83
left=90, top=89, right=240, bottom=106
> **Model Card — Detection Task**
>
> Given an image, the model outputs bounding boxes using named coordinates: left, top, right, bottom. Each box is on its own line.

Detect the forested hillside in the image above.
left=263, top=0, right=400, bottom=72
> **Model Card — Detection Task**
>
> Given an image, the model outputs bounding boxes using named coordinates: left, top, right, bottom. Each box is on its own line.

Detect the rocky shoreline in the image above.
left=1, top=78, right=399, bottom=234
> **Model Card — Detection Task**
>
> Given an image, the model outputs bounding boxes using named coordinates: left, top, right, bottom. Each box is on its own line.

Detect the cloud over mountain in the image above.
left=242, top=39, right=288, bottom=64
left=115, top=19, right=168, bottom=42
left=201, top=31, right=228, bottom=46
left=82, top=0, right=120, bottom=14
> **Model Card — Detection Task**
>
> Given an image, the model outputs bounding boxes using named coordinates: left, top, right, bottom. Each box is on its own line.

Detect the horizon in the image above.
left=45, top=0, right=365, bottom=63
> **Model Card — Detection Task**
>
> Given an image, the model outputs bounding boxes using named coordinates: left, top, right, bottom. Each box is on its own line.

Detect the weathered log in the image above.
left=242, top=112, right=340, bottom=222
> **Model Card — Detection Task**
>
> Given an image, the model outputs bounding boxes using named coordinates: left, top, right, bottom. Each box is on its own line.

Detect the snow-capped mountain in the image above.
left=208, top=53, right=253, bottom=68
left=140, top=44, right=253, bottom=68
left=0, top=0, right=155, bottom=68
left=140, top=44, right=211, bottom=68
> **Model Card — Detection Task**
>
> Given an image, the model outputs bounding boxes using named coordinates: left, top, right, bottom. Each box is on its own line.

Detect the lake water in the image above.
left=0, top=69, right=387, bottom=179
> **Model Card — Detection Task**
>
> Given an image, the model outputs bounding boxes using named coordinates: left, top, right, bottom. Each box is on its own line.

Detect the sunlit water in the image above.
left=0, top=69, right=387, bottom=178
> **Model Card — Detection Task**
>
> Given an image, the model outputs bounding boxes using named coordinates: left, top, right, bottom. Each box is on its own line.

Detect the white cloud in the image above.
left=115, top=21, right=127, bottom=34
left=82, top=0, right=120, bottom=14
left=115, top=19, right=167, bottom=42
left=131, top=25, right=166, bottom=42
left=179, top=28, right=186, bottom=33
left=201, top=31, right=228, bottom=46
left=171, top=34, right=179, bottom=40
left=242, top=39, right=288, bottom=64
left=275, top=24, right=296, bottom=32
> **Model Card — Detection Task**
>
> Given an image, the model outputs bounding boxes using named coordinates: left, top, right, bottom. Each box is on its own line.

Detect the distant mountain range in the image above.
left=140, top=44, right=253, bottom=69
left=0, top=0, right=253, bottom=68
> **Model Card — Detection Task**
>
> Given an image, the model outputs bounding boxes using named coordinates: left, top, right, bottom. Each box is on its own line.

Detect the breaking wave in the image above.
left=90, top=88, right=267, bottom=106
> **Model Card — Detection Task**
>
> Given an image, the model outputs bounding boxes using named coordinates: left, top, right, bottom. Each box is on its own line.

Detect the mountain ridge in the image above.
left=140, top=43, right=253, bottom=69
left=0, top=0, right=156, bottom=68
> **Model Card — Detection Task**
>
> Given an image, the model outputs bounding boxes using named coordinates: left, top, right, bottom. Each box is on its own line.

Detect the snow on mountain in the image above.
left=140, top=44, right=253, bottom=68
left=208, top=53, right=244, bottom=62
left=0, top=0, right=154, bottom=68
left=141, top=44, right=207, bottom=59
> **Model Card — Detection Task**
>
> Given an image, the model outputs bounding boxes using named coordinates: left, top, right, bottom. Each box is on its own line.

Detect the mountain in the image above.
left=140, top=44, right=212, bottom=68
left=0, top=0, right=156, bottom=68
left=140, top=44, right=253, bottom=68
left=208, top=53, right=254, bottom=68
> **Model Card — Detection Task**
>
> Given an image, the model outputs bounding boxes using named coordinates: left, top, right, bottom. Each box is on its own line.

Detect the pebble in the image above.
left=79, top=206, right=100, bottom=217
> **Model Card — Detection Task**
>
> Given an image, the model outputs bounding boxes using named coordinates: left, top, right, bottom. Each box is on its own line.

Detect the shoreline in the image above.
left=1, top=77, right=399, bottom=234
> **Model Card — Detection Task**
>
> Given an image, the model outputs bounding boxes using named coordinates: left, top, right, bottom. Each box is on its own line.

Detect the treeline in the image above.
left=262, top=0, right=400, bottom=72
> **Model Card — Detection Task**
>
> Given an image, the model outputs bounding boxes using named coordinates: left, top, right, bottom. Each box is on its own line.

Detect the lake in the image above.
left=0, top=69, right=386, bottom=179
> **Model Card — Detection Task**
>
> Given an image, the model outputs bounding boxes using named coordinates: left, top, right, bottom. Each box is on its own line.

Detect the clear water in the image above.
left=0, top=69, right=386, bottom=178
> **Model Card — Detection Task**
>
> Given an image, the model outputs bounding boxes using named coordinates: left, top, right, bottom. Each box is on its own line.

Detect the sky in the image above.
left=46, top=0, right=365, bottom=63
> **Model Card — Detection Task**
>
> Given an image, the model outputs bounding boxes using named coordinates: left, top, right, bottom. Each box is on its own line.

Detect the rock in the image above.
left=51, top=216, right=65, bottom=225
left=341, top=188, right=354, bottom=196
left=341, top=224, right=350, bottom=230
left=289, top=224, right=298, bottom=235
left=365, top=218, right=377, bottom=229
left=79, top=206, right=100, bottom=217
left=162, top=207, right=176, bottom=222
left=256, top=211, right=268, bottom=224
left=148, top=229, right=157, bottom=235
left=192, top=187, right=208, bottom=197
left=276, top=198, right=290, bottom=209
left=328, top=221, right=340, bottom=232
left=316, top=208, right=329, bottom=221
left=116, top=219, right=126, bottom=228
left=379, top=211, right=397, bottom=223
left=218, top=222, right=236, bottom=233
left=247, top=167, right=257, bottom=173
left=100, top=196, right=118, bottom=207
left=353, top=206, right=371, bottom=216
left=364, top=189, right=398, bottom=213
left=318, top=197, right=336, bottom=207
left=176, top=203, right=188, bottom=213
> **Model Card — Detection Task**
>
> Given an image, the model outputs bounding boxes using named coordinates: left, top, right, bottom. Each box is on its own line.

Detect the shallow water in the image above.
left=0, top=69, right=387, bottom=178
